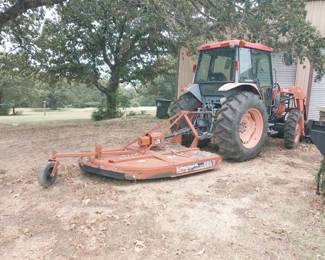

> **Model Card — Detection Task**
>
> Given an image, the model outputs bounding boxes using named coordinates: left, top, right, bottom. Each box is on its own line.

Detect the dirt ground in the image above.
left=0, top=116, right=324, bottom=259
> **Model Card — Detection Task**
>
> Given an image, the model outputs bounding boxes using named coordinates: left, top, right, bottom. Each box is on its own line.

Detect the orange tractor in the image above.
left=171, top=40, right=306, bottom=161
left=38, top=40, right=306, bottom=187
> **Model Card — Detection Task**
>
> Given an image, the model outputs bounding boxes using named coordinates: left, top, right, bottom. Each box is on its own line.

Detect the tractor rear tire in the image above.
left=284, top=110, right=302, bottom=149
left=170, top=93, right=207, bottom=147
left=211, top=91, right=268, bottom=161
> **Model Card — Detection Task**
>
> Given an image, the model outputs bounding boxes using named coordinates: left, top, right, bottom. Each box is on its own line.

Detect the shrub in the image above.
left=91, top=107, right=107, bottom=121
left=139, top=95, right=155, bottom=106
left=91, top=107, right=123, bottom=121
left=83, top=101, right=100, bottom=108
left=130, top=100, right=140, bottom=107
left=0, top=104, right=10, bottom=116
left=127, top=111, right=137, bottom=116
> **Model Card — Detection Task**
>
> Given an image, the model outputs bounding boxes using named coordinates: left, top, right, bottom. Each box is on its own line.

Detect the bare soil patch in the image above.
left=0, top=117, right=324, bottom=259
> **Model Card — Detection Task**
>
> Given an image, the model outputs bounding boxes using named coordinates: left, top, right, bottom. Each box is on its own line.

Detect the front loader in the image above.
left=171, top=40, right=306, bottom=161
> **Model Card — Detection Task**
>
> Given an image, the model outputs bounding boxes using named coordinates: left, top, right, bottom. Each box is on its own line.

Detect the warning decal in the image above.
left=176, top=160, right=214, bottom=174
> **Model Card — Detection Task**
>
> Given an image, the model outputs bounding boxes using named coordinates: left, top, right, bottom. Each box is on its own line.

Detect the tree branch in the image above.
left=118, top=31, right=148, bottom=65
left=101, top=44, right=113, bottom=68
left=188, top=0, right=218, bottom=23
left=114, top=17, right=127, bottom=57
left=0, top=0, right=66, bottom=28
left=95, top=81, right=108, bottom=93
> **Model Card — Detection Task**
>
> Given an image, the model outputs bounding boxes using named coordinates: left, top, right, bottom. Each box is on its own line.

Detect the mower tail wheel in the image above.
left=38, top=161, right=57, bottom=188
left=284, top=109, right=302, bottom=149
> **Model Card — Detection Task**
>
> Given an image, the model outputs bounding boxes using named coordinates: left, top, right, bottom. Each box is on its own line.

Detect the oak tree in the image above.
left=36, top=0, right=172, bottom=117
left=0, top=0, right=66, bottom=29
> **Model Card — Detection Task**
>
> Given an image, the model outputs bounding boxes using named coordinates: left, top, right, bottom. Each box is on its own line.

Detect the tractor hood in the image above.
left=186, top=82, right=261, bottom=104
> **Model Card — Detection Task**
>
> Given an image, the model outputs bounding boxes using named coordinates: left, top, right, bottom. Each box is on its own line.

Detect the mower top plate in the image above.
left=80, top=146, right=222, bottom=180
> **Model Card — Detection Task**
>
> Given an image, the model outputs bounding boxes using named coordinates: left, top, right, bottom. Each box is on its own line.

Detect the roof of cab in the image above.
left=197, top=40, right=273, bottom=53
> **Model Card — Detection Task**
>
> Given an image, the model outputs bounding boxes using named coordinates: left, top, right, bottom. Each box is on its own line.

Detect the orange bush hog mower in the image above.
left=38, top=40, right=306, bottom=187
left=38, top=111, right=222, bottom=187
left=171, top=40, right=306, bottom=161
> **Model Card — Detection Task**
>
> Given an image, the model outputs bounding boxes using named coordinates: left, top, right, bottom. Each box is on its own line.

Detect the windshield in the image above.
left=194, top=48, right=235, bottom=84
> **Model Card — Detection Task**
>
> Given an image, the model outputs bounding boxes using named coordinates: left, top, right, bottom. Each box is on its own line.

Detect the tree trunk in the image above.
left=94, top=67, right=120, bottom=119
left=104, top=71, right=120, bottom=118
left=105, top=89, right=118, bottom=118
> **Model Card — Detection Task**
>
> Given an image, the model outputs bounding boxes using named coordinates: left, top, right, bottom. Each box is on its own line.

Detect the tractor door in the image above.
left=251, top=49, right=273, bottom=107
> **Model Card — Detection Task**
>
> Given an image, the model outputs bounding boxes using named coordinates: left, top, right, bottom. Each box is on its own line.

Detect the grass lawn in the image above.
left=0, top=107, right=156, bottom=125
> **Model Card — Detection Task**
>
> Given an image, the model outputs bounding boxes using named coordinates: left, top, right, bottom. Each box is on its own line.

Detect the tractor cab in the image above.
left=194, top=40, right=274, bottom=109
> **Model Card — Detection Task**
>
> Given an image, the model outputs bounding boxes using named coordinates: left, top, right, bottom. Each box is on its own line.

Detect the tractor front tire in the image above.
left=212, top=91, right=268, bottom=161
left=284, top=110, right=302, bottom=149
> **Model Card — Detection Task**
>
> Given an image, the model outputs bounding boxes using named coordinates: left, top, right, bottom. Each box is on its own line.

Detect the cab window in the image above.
left=239, top=48, right=253, bottom=82
left=252, top=50, right=272, bottom=87
left=195, top=48, right=235, bottom=83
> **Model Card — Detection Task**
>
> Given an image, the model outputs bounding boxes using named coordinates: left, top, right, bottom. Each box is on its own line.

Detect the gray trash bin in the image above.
left=155, top=98, right=171, bottom=119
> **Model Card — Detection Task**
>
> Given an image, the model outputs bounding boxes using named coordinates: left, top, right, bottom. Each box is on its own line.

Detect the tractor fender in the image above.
left=186, top=84, right=203, bottom=103
left=218, top=83, right=262, bottom=98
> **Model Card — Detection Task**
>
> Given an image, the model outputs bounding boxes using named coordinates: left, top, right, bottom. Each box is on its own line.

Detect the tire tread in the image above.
left=284, top=110, right=301, bottom=149
left=211, top=91, right=268, bottom=161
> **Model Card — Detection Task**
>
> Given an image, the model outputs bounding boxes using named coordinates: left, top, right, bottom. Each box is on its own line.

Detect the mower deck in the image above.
left=79, top=145, right=220, bottom=180
left=38, top=111, right=222, bottom=187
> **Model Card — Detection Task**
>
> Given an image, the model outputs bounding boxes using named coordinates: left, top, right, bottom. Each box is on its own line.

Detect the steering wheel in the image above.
left=209, top=72, right=227, bottom=81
